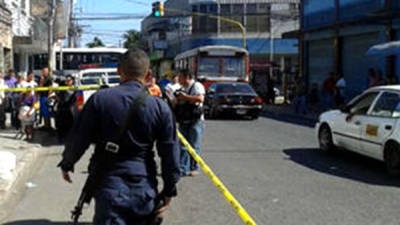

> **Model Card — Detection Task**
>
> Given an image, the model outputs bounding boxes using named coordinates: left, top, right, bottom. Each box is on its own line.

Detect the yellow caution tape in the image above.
left=0, top=85, right=102, bottom=92
left=177, top=131, right=258, bottom=225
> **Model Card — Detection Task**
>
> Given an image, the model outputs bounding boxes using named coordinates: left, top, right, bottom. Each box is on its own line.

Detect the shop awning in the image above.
left=366, top=41, right=400, bottom=56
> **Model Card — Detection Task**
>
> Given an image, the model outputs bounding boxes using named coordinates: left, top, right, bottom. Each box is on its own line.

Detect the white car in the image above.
left=75, top=68, right=120, bottom=103
left=316, top=85, right=400, bottom=175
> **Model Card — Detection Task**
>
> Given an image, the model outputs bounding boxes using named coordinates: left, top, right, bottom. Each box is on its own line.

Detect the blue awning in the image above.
left=366, top=41, right=400, bottom=56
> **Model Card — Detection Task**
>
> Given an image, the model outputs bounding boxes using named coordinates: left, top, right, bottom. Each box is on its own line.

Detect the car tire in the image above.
left=318, top=124, right=335, bottom=152
left=384, top=142, right=400, bottom=176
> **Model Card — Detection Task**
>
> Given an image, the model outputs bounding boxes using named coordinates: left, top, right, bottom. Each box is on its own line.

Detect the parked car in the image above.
left=316, top=85, right=400, bottom=175
left=205, top=82, right=263, bottom=119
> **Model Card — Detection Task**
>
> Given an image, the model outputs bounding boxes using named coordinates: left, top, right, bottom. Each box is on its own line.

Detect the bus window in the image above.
left=223, top=58, right=243, bottom=76
left=198, top=57, right=220, bottom=74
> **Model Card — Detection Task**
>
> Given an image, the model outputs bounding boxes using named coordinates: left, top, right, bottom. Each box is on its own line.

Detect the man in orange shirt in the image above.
left=148, top=77, right=162, bottom=97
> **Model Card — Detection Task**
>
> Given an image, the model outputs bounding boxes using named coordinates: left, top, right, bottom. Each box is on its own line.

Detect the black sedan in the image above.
left=205, top=82, right=263, bottom=119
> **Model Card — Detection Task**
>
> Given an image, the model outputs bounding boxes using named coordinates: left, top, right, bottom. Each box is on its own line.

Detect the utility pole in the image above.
left=47, top=0, right=57, bottom=77
left=68, top=0, right=74, bottom=47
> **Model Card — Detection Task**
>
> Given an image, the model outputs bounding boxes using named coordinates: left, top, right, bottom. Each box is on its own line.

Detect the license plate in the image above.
left=236, top=109, right=247, bottom=115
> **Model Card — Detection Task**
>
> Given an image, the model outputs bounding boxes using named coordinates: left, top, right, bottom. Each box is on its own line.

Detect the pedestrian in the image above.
left=175, top=69, right=205, bottom=177
left=0, top=72, right=7, bottom=129
left=18, top=90, right=37, bottom=140
left=308, top=83, right=319, bottom=113
left=12, top=75, right=25, bottom=130
left=55, top=75, right=77, bottom=143
left=21, top=71, right=38, bottom=93
left=148, top=77, right=162, bottom=97
left=165, top=73, right=181, bottom=108
left=322, top=72, right=335, bottom=110
left=4, top=69, right=18, bottom=128
left=266, top=74, right=275, bottom=104
left=387, top=74, right=398, bottom=85
left=367, top=68, right=378, bottom=88
left=158, top=74, right=171, bottom=95
left=293, top=75, right=308, bottom=115
left=334, top=73, right=346, bottom=108
left=58, top=49, right=180, bottom=225
left=39, top=67, right=53, bottom=130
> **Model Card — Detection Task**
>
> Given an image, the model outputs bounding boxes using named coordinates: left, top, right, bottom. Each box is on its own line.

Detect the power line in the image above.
left=124, top=0, right=148, bottom=7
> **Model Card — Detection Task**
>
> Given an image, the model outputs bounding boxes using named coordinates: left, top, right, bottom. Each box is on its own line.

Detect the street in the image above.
left=1, top=115, right=399, bottom=225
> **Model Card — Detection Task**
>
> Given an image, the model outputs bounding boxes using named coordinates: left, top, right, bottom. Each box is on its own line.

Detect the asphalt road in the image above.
left=1, top=115, right=400, bottom=225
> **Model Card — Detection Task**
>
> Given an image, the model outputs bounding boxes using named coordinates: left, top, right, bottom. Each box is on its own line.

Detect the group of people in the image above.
left=297, top=68, right=399, bottom=115
left=0, top=68, right=77, bottom=142
left=0, top=69, right=39, bottom=139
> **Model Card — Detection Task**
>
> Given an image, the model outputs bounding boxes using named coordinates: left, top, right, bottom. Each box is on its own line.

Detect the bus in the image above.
left=174, top=45, right=249, bottom=89
left=33, top=47, right=127, bottom=76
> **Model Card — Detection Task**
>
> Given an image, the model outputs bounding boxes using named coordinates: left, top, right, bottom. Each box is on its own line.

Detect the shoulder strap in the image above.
left=114, top=87, right=148, bottom=143
left=187, top=82, right=196, bottom=95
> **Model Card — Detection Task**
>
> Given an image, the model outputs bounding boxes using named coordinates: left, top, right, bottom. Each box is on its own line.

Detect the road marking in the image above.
left=177, top=131, right=258, bottom=225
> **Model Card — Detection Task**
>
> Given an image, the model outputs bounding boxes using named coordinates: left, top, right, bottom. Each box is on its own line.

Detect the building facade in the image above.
left=0, top=1, right=12, bottom=75
left=301, top=0, right=400, bottom=99
left=4, top=0, right=50, bottom=76
left=142, top=0, right=300, bottom=81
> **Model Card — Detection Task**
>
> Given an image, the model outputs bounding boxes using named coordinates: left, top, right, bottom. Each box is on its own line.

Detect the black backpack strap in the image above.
left=187, top=82, right=196, bottom=95
left=104, top=87, right=148, bottom=154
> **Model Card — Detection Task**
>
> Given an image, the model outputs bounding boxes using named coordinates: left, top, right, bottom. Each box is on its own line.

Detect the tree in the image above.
left=86, top=37, right=105, bottom=48
left=122, top=30, right=147, bottom=50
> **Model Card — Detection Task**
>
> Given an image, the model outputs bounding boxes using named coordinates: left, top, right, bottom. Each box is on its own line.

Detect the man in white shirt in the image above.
left=21, top=71, right=38, bottom=95
left=175, top=69, right=205, bottom=177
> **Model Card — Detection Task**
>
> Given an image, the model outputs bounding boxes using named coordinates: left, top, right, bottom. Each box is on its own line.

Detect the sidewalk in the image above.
left=261, top=103, right=320, bottom=124
left=0, top=129, right=42, bottom=206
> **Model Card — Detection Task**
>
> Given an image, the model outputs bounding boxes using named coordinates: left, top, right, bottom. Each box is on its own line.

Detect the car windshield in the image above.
left=216, top=83, right=255, bottom=94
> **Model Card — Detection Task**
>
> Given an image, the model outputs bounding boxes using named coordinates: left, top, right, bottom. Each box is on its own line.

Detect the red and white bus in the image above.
left=174, top=45, right=249, bottom=89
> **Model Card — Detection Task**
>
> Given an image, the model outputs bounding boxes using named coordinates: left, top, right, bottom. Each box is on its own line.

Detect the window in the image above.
left=198, top=57, right=220, bottom=74
left=246, top=4, right=257, bottom=14
left=347, top=92, right=379, bottom=115
left=370, top=92, right=400, bottom=118
left=223, top=58, right=244, bottom=76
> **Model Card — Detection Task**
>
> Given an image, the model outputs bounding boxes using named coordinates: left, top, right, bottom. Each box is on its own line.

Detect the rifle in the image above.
left=71, top=167, right=98, bottom=225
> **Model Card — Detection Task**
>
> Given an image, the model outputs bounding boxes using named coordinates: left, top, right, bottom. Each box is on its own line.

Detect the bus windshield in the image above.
left=223, top=58, right=244, bottom=76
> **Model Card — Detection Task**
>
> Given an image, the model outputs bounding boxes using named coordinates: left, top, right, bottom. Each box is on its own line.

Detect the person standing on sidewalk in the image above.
left=175, top=69, right=205, bottom=177
left=4, top=70, right=17, bottom=129
left=39, top=67, right=53, bottom=130
left=0, top=73, right=7, bottom=129
left=58, top=49, right=180, bottom=224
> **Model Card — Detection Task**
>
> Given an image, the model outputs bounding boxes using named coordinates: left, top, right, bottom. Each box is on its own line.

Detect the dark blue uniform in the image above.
left=58, top=81, right=180, bottom=225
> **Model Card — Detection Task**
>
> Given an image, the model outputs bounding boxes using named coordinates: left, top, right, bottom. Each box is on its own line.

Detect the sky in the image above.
left=75, top=0, right=163, bottom=47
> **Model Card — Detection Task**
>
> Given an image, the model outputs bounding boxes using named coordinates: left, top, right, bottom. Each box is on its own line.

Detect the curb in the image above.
left=0, top=146, right=42, bottom=204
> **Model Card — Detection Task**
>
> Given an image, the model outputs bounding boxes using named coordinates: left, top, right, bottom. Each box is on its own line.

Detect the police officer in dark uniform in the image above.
left=58, top=49, right=180, bottom=225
